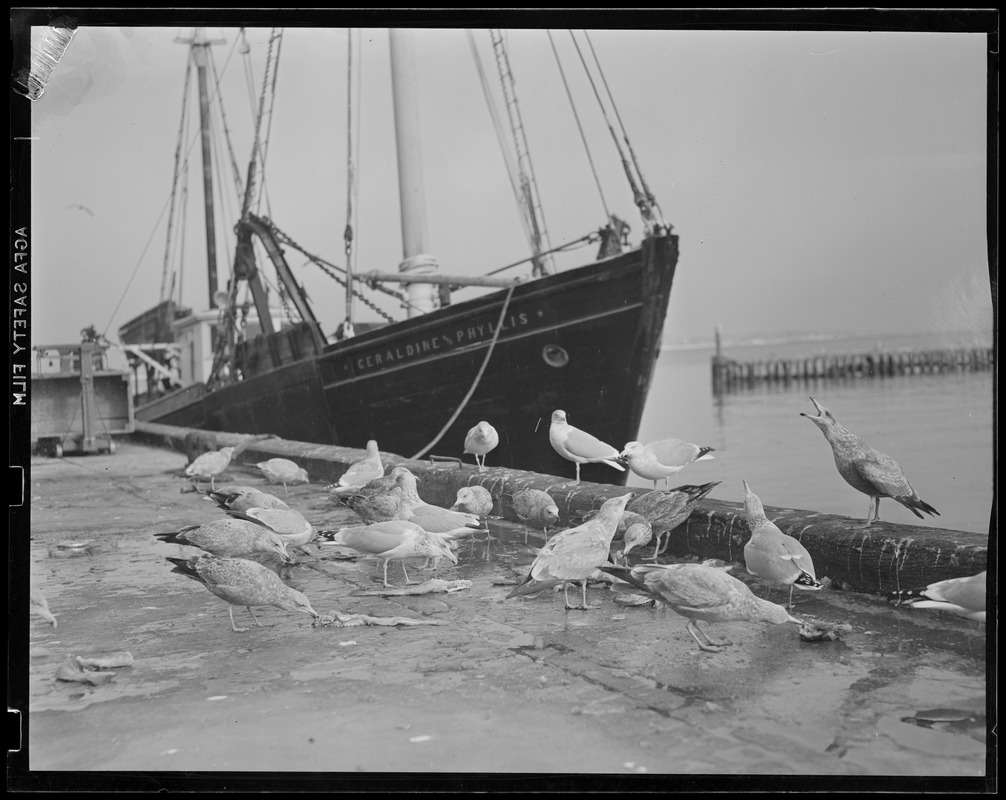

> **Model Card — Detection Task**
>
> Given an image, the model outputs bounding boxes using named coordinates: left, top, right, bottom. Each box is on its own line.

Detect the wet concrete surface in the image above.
left=17, top=443, right=991, bottom=784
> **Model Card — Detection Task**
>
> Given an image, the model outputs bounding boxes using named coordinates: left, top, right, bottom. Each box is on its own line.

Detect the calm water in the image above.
left=636, top=333, right=994, bottom=535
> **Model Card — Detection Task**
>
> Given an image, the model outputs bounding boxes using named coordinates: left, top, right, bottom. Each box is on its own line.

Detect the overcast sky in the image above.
left=26, top=22, right=992, bottom=349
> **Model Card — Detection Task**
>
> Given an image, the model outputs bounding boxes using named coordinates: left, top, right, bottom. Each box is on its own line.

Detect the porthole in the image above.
left=542, top=344, right=569, bottom=368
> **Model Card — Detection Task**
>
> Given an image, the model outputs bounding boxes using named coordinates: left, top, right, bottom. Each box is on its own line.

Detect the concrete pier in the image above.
left=133, top=421, right=988, bottom=596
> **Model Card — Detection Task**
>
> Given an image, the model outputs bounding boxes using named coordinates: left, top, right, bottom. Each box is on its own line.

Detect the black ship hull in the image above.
left=138, top=231, right=679, bottom=485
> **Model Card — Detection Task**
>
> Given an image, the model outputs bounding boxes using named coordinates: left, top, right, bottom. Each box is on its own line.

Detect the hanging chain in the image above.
left=263, top=218, right=400, bottom=324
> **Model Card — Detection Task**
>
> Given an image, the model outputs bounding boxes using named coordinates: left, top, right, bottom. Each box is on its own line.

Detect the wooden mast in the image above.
left=389, top=29, right=441, bottom=318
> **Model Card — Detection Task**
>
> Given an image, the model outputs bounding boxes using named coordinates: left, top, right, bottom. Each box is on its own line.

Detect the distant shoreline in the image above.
left=661, top=330, right=993, bottom=353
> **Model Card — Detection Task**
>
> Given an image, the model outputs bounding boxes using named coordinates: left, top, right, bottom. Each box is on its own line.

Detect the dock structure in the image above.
left=711, top=331, right=993, bottom=393
left=134, top=421, right=988, bottom=598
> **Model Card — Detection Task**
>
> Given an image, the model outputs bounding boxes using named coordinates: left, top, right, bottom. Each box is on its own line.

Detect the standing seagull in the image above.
left=627, top=482, right=720, bottom=559
left=741, top=481, right=823, bottom=608
left=317, top=520, right=458, bottom=587
left=185, top=446, right=236, bottom=490
left=507, top=493, right=633, bottom=610
left=464, top=421, right=499, bottom=472
left=901, top=570, right=986, bottom=622
left=255, top=458, right=310, bottom=494
left=207, top=487, right=290, bottom=513
left=621, top=438, right=715, bottom=489
left=166, top=554, right=321, bottom=632
left=512, top=488, right=560, bottom=544
left=548, top=410, right=625, bottom=485
left=155, top=518, right=293, bottom=561
left=599, top=562, right=801, bottom=653
left=800, top=397, right=939, bottom=528
left=329, top=440, right=385, bottom=497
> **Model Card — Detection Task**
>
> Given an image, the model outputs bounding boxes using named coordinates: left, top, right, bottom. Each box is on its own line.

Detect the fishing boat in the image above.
left=125, top=28, right=680, bottom=484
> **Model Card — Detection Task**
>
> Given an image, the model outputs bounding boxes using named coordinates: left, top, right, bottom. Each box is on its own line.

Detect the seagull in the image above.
left=255, top=458, right=310, bottom=494
left=626, top=482, right=721, bottom=559
left=207, top=487, right=291, bottom=513
left=329, top=440, right=385, bottom=497
left=507, top=493, right=633, bottom=610
left=166, top=554, right=321, bottom=632
left=224, top=506, right=316, bottom=553
left=185, top=446, right=236, bottom=490
left=620, top=518, right=654, bottom=564
left=393, top=468, right=486, bottom=535
left=901, top=570, right=986, bottom=622
left=800, top=397, right=939, bottom=529
left=317, top=519, right=458, bottom=587
left=548, top=409, right=625, bottom=484
left=599, top=562, right=801, bottom=653
left=154, top=518, right=293, bottom=561
left=512, top=488, right=560, bottom=544
left=341, top=482, right=411, bottom=525
left=621, top=438, right=715, bottom=489
left=741, top=481, right=823, bottom=608
left=464, top=421, right=499, bottom=472
left=31, top=587, right=57, bottom=628
left=450, top=485, right=495, bottom=520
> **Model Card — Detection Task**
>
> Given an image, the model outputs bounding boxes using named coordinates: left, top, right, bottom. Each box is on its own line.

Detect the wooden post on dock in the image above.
left=711, top=324, right=726, bottom=394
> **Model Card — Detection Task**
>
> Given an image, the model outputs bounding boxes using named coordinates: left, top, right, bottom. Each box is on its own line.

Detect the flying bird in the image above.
left=512, top=488, right=560, bottom=544
left=900, top=570, right=986, bottom=622
left=317, top=519, right=458, bottom=587
left=31, top=587, right=57, bottom=628
left=507, top=493, right=633, bottom=610
left=166, top=554, right=321, bottom=632
left=548, top=409, right=625, bottom=485
left=329, top=440, right=385, bottom=497
left=154, top=518, right=292, bottom=561
left=741, top=481, right=823, bottom=608
left=599, top=562, right=801, bottom=653
left=800, top=397, right=939, bottom=528
left=620, top=438, right=715, bottom=489
left=626, top=482, right=720, bottom=558
left=255, top=458, right=310, bottom=494
left=185, top=446, right=236, bottom=490
left=464, top=421, right=499, bottom=472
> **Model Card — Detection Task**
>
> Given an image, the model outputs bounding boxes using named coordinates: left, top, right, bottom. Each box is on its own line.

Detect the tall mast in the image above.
left=389, top=29, right=441, bottom=317
left=175, top=28, right=224, bottom=309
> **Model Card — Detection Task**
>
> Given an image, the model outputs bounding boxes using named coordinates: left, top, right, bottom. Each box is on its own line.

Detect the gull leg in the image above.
left=562, top=582, right=579, bottom=610
left=855, top=497, right=876, bottom=529
left=543, top=526, right=549, bottom=543
left=247, top=606, right=263, bottom=626
left=787, top=584, right=795, bottom=609
left=382, top=560, right=392, bottom=588
left=228, top=606, right=249, bottom=633
left=688, top=620, right=730, bottom=651
left=401, top=561, right=418, bottom=585
left=873, top=498, right=882, bottom=522
left=580, top=579, right=599, bottom=610
left=650, top=533, right=663, bottom=560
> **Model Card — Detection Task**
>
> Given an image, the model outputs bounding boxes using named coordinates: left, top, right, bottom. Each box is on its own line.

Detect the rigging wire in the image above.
left=546, top=30, right=611, bottom=224
left=567, top=30, right=663, bottom=236
left=467, top=31, right=536, bottom=256
left=582, top=30, right=666, bottom=232
left=209, top=49, right=247, bottom=204
left=342, top=27, right=358, bottom=333
left=159, top=54, right=194, bottom=307
left=489, top=29, right=553, bottom=276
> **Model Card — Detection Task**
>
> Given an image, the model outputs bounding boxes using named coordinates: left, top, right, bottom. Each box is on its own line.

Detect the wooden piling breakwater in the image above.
left=712, top=345, right=993, bottom=392
left=135, top=421, right=987, bottom=598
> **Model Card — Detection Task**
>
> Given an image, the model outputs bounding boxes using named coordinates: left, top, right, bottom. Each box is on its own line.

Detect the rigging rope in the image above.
left=411, top=284, right=517, bottom=460
left=547, top=30, right=611, bottom=224
left=582, top=31, right=666, bottom=232
left=159, top=55, right=193, bottom=306
left=567, top=30, right=659, bottom=236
